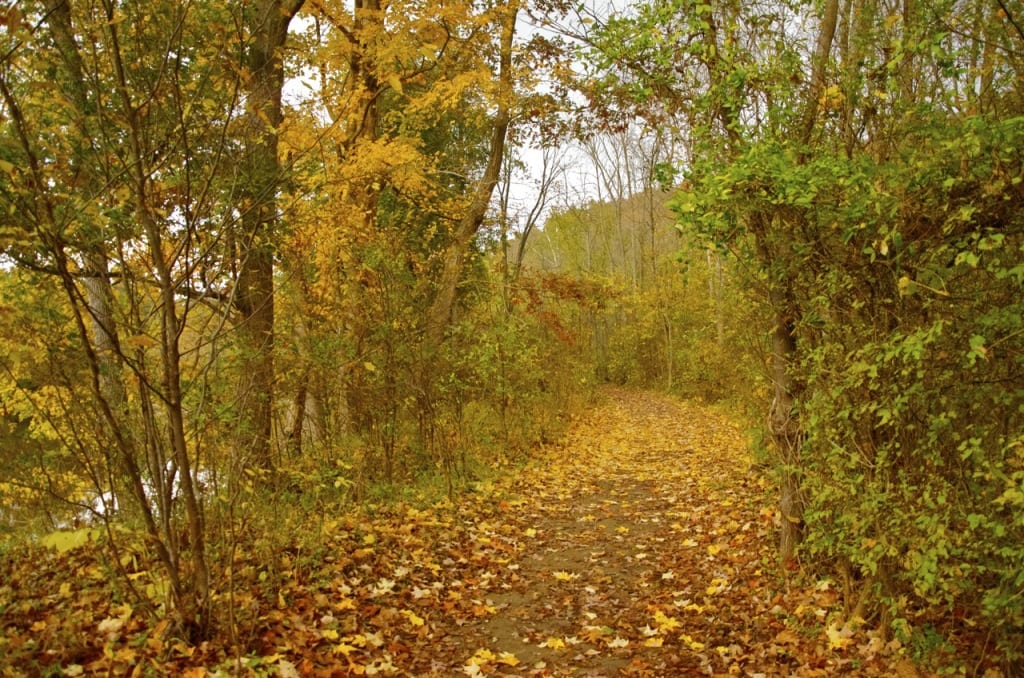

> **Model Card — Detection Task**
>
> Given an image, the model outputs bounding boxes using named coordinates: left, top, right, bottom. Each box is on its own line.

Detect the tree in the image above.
left=421, top=0, right=519, bottom=353
left=233, top=0, right=306, bottom=477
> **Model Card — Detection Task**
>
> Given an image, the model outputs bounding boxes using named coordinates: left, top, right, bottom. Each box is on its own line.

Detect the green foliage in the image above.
left=529, top=191, right=763, bottom=406
left=674, top=108, right=1024, bottom=663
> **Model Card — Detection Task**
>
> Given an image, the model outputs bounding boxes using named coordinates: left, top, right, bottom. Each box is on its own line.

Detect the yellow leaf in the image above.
left=775, top=629, right=801, bottom=645
left=466, top=648, right=495, bottom=666
left=524, top=527, right=537, bottom=538
left=541, top=637, right=566, bottom=650
left=495, top=652, right=519, bottom=666
left=705, top=578, right=728, bottom=596
left=552, top=570, right=576, bottom=581
left=41, top=528, right=98, bottom=553
left=681, top=634, right=705, bottom=651
left=826, top=622, right=855, bottom=650
left=387, top=74, right=403, bottom=94
left=322, top=628, right=339, bottom=640
left=124, top=334, right=158, bottom=349
left=644, top=637, right=664, bottom=647
left=401, top=609, right=425, bottom=626
left=653, top=610, right=681, bottom=632
left=706, top=543, right=722, bottom=557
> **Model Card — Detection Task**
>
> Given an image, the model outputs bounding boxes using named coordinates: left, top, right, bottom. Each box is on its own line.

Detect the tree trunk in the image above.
left=235, top=0, right=306, bottom=476
left=422, top=1, right=518, bottom=352
left=768, top=0, right=839, bottom=564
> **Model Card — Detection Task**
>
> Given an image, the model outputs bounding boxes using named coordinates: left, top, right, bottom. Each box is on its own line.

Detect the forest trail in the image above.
left=1, top=388, right=913, bottom=676
left=431, top=387, right=781, bottom=676
left=407, top=391, right=913, bottom=675
left=416, top=387, right=904, bottom=677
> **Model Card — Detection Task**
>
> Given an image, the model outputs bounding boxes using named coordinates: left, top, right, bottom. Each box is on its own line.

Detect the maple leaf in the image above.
left=552, top=570, right=578, bottom=581
left=471, top=602, right=496, bottom=617
left=653, top=610, right=681, bottom=633
left=606, top=636, right=629, bottom=648
left=826, top=622, right=855, bottom=650
left=333, top=643, right=361, bottom=656
left=465, top=648, right=496, bottom=666
left=97, top=616, right=125, bottom=639
left=370, top=578, right=396, bottom=596
left=774, top=629, right=801, bottom=645
left=705, top=577, right=729, bottom=595
left=400, top=609, right=425, bottom=626
left=681, top=634, right=706, bottom=651
left=277, top=660, right=300, bottom=678
left=540, top=636, right=567, bottom=650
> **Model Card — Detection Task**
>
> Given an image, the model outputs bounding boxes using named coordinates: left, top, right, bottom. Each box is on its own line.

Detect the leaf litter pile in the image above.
left=2, top=388, right=918, bottom=676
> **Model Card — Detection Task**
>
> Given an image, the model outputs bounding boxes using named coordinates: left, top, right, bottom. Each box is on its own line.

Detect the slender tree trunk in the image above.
left=234, top=0, right=306, bottom=476
left=422, top=1, right=518, bottom=351
left=45, top=0, right=129, bottom=435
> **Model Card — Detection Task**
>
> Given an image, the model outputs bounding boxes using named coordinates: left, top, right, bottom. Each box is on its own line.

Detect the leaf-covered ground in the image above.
left=2, top=388, right=925, bottom=676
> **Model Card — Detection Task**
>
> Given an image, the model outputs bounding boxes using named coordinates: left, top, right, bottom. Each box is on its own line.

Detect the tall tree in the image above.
left=422, top=0, right=519, bottom=352
left=234, top=0, right=306, bottom=476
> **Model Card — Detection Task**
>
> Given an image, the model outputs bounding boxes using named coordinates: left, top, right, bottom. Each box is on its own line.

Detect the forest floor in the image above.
left=2, top=388, right=931, bottom=676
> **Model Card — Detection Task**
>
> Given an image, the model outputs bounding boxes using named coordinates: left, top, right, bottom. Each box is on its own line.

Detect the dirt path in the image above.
left=405, top=387, right=902, bottom=677
left=429, top=387, right=777, bottom=676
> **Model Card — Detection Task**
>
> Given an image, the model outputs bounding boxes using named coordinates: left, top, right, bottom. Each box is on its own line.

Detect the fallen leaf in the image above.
left=401, top=609, right=425, bottom=626
left=496, top=652, right=520, bottom=666
left=540, top=637, right=567, bottom=650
